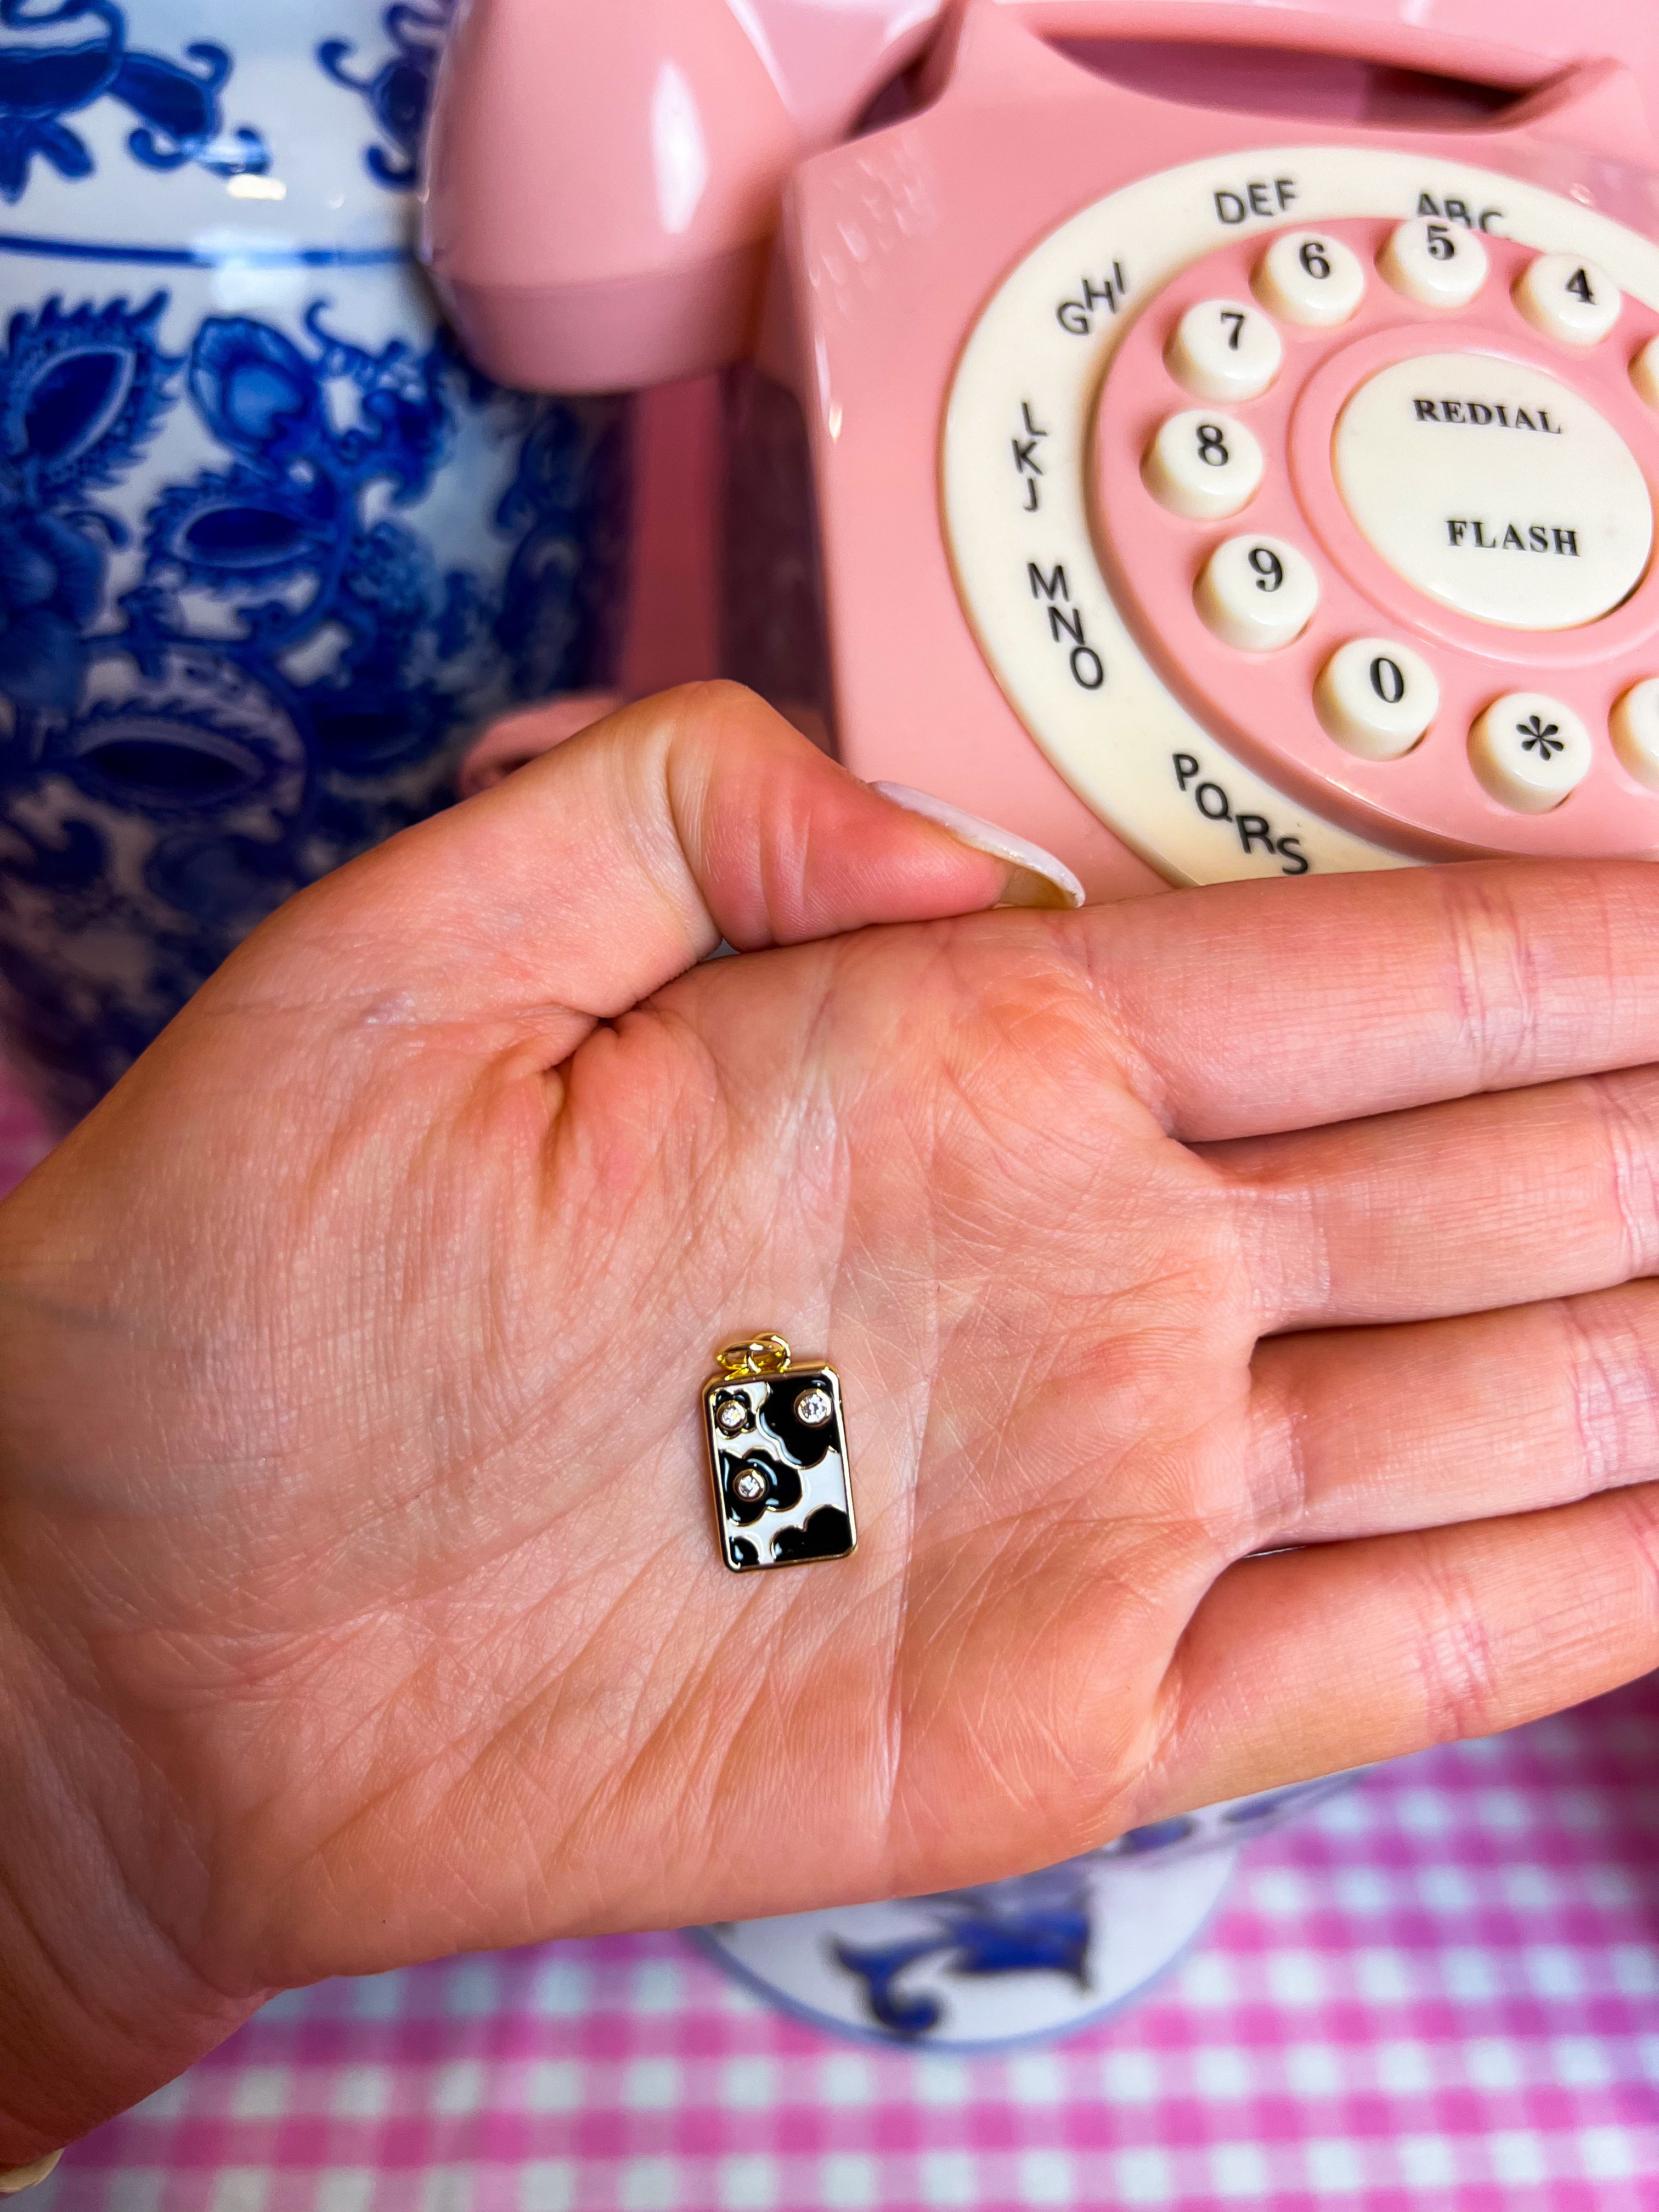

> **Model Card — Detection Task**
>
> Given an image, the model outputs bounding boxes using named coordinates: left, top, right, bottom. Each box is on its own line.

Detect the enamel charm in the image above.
left=703, top=1336, right=857, bottom=1572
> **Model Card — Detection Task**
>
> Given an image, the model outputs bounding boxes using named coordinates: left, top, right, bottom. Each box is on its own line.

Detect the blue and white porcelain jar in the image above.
left=0, top=1, right=629, bottom=1125
left=697, top=1774, right=1362, bottom=2050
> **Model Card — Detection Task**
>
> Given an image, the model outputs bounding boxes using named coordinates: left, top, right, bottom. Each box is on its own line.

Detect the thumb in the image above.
left=230, top=684, right=1081, bottom=1040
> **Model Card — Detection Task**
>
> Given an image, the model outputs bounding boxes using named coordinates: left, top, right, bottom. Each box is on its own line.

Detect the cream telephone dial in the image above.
left=425, top=0, right=1659, bottom=898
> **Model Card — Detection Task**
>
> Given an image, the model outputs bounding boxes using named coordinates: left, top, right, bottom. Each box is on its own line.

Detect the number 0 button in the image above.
left=1315, top=639, right=1439, bottom=759
left=1378, top=217, right=1489, bottom=309
left=1469, top=692, right=1592, bottom=810
left=1143, top=410, right=1264, bottom=519
left=1514, top=254, right=1622, bottom=347
left=1195, top=535, right=1320, bottom=652
left=1166, top=298, right=1283, bottom=402
left=1254, top=230, right=1366, bottom=327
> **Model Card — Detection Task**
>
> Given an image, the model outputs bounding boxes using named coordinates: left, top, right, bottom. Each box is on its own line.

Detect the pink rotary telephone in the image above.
left=426, top=1, right=1659, bottom=898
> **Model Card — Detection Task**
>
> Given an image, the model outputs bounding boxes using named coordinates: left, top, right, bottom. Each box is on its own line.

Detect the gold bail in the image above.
left=715, top=1334, right=792, bottom=1379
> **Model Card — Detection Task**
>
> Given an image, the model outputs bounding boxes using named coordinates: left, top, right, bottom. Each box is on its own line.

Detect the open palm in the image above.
left=5, top=686, right=1659, bottom=2158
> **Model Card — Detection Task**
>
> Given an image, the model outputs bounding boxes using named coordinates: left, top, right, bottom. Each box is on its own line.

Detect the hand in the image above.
left=5, top=685, right=1659, bottom=2155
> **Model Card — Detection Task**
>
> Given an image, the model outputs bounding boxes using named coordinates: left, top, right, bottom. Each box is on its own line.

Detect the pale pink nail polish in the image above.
left=871, top=782, right=1086, bottom=910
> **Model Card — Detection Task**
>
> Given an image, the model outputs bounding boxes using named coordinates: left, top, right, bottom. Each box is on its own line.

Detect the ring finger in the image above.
left=1246, top=1276, right=1659, bottom=1547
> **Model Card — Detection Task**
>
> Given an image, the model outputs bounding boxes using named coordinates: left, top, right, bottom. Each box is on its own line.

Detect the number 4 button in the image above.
left=1514, top=253, right=1622, bottom=347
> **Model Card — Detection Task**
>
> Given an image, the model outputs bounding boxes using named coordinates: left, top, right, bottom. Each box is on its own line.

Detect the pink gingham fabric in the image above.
left=4, top=1068, right=1658, bottom=2212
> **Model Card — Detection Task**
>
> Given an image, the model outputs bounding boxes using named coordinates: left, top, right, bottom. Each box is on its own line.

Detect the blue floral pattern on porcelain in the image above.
left=0, top=1, right=629, bottom=1125
left=832, top=1865, right=1094, bottom=2037
left=700, top=1772, right=1367, bottom=2048
left=318, top=2, right=449, bottom=189
left=0, top=0, right=269, bottom=201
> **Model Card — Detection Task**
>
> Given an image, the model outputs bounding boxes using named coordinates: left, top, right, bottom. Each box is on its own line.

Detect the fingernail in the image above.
left=0, top=2153, right=64, bottom=2195
left=871, top=783, right=1085, bottom=910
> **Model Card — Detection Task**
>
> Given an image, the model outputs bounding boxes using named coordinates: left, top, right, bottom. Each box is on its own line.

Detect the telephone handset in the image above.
left=426, top=1, right=1659, bottom=897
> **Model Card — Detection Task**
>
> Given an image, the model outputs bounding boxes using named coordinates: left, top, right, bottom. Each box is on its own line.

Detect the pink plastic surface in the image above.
left=1093, top=221, right=1659, bottom=860
left=424, top=0, right=935, bottom=390
left=424, top=0, right=1659, bottom=392
left=426, top=0, right=1659, bottom=891
left=759, top=8, right=1659, bottom=886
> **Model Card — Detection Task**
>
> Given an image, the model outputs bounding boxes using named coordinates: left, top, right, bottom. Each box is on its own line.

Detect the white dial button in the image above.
left=1196, top=534, right=1320, bottom=652
left=1611, top=679, right=1659, bottom=788
left=1378, top=217, right=1489, bottom=309
left=1254, top=230, right=1366, bottom=327
left=1514, top=253, right=1622, bottom=347
left=1469, top=692, right=1593, bottom=811
left=1143, top=410, right=1264, bottom=519
left=1632, top=336, right=1659, bottom=413
left=1333, top=352, right=1652, bottom=631
left=1314, top=639, right=1440, bottom=759
left=1166, top=298, right=1283, bottom=402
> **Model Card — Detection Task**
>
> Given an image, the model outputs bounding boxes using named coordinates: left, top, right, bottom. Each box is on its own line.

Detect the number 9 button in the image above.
left=1195, top=535, right=1320, bottom=652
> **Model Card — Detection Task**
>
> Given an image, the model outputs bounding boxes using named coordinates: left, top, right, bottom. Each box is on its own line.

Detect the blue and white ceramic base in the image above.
left=0, top=2, right=629, bottom=1125
left=696, top=1774, right=1364, bottom=2050
left=696, top=1849, right=1238, bottom=2053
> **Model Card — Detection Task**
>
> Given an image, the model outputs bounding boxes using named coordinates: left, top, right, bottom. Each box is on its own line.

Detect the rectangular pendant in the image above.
left=703, top=1342, right=857, bottom=1572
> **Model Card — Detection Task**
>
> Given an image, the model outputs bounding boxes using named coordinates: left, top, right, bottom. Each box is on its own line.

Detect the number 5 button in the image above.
left=1378, top=217, right=1489, bottom=309
left=1316, top=638, right=1439, bottom=759
left=1196, top=534, right=1319, bottom=651
left=1143, top=411, right=1264, bottom=518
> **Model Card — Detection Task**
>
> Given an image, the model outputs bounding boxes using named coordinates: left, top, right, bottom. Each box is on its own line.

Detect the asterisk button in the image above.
left=1470, top=692, right=1593, bottom=812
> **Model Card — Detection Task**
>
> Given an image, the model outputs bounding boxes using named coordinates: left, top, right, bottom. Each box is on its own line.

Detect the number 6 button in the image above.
left=1316, top=639, right=1440, bottom=759
left=1254, top=230, right=1366, bottom=326
left=1196, top=535, right=1319, bottom=651
left=1143, top=411, right=1264, bottom=519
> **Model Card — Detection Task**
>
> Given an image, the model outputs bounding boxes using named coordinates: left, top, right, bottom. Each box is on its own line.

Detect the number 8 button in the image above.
left=1143, top=410, right=1264, bottom=519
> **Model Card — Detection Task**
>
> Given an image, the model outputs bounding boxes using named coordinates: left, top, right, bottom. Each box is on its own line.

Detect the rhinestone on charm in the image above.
left=702, top=1338, right=857, bottom=1573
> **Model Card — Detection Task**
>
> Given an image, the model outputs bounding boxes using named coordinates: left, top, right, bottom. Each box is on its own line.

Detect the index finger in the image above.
left=1082, top=859, right=1659, bottom=1141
